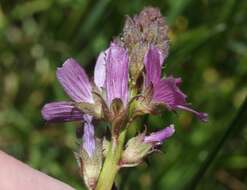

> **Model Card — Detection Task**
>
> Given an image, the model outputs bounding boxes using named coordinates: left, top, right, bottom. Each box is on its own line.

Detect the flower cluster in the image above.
left=41, top=7, right=207, bottom=190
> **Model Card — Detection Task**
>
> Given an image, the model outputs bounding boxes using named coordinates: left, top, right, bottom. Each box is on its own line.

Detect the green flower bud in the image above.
left=120, top=133, right=152, bottom=167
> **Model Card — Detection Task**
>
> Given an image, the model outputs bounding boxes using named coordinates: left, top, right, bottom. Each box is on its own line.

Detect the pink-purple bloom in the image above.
left=41, top=59, right=94, bottom=123
left=93, top=43, right=129, bottom=106
left=41, top=43, right=129, bottom=156
left=106, top=43, right=129, bottom=106
left=144, top=46, right=208, bottom=122
left=41, top=58, right=96, bottom=156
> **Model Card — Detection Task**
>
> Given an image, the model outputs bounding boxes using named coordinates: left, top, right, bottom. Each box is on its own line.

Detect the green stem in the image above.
left=96, top=129, right=127, bottom=190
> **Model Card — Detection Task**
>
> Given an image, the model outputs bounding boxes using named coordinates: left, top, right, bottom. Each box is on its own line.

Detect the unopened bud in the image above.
left=120, top=125, right=175, bottom=167
left=120, top=133, right=152, bottom=167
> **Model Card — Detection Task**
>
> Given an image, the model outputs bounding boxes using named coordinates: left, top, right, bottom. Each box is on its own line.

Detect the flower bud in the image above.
left=120, top=125, right=175, bottom=167
left=74, top=139, right=103, bottom=190
left=120, top=133, right=152, bottom=167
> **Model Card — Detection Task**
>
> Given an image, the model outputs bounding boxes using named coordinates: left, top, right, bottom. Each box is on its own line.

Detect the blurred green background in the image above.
left=0, top=0, right=247, bottom=189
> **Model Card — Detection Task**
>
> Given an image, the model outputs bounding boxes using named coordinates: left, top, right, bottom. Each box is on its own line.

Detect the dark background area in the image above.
left=0, top=0, right=247, bottom=189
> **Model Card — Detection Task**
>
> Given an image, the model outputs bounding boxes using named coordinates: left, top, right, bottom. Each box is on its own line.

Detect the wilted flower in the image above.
left=122, top=7, right=169, bottom=82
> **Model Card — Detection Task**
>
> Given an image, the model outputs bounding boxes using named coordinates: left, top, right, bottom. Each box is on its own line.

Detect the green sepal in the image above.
left=74, top=139, right=103, bottom=190
left=120, top=132, right=152, bottom=168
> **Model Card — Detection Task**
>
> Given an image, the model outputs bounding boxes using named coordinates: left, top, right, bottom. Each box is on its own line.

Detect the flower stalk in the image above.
left=96, top=129, right=127, bottom=190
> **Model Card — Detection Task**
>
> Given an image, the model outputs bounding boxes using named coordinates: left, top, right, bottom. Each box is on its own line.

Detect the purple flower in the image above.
left=42, top=58, right=96, bottom=156
left=144, top=46, right=208, bottom=122
left=106, top=43, right=129, bottom=106
left=42, top=43, right=129, bottom=121
left=144, top=124, right=175, bottom=145
left=41, top=43, right=129, bottom=155
left=94, top=43, right=129, bottom=106
left=42, top=58, right=94, bottom=123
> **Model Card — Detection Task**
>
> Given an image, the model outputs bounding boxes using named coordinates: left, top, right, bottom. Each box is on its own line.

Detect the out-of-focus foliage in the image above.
left=0, top=0, right=247, bottom=189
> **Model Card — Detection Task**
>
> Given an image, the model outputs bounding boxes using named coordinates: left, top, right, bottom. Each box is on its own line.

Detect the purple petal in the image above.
left=56, top=58, right=93, bottom=103
left=144, top=46, right=162, bottom=86
left=94, top=49, right=109, bottom=88
left=106, top=43, right=129, bottom=105
left=82, top=115, right=95, bottom=157
left=41, top=101, right=84, bottom=122
left=152, top=76, right=208, bottom=122
left=144, top=124, right=175, bottom=144
left=153, top=76, right=187, bottom=109
left=176, top=105, right=208, bottom=122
